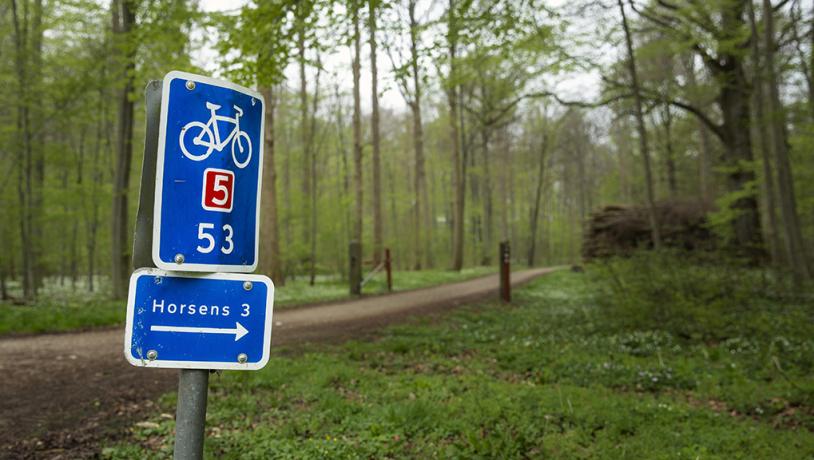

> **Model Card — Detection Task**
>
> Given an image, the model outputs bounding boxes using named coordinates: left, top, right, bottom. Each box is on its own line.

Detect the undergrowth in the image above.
left=104, top=263, right=814, bottom=459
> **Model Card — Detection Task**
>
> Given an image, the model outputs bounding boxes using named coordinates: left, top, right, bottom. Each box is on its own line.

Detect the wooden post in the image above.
left=349, top=241, right=362, bottom=295
left=385, top=248, right=392, bottom=292
left=499, top=241, right=510, bottom=302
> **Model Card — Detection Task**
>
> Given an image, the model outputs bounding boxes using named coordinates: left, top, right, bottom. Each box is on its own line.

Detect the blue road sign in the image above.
left=125, top=269, right=274, bottom=370
left=152, top=71, right=264, bottom=272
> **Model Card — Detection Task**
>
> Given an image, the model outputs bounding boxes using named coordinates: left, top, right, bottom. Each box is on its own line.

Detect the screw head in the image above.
left=185, top=80, right=196, bottom=90
left=154, top=277, right=162, bottom=285
left=243, top=281, right=252, bottom=291
left=251, top=98, right=256, bottom=106
left=147, top=350, right=158, bottom=361
left=237, top=353, right=248, bottom=364
left=174, top=254, right=185, bottom=264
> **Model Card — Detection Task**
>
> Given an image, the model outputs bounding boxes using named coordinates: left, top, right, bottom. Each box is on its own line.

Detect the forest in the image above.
left=1, top=0, right=812, bottom=302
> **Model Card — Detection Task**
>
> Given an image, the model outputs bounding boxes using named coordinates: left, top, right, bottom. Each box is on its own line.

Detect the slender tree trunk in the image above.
left=261, top=86, right=284, bottom=285
left=528, top=132, right=548, bottom=266
left=111, top=0, right=136, bottom=299
left=70, top=129, right=84, bottom=288
left=411, top=100, right=424, bottom=270
left=811, top=0, right=814, bottom=120
left=369, top=0, right=383, bottom=264
left=333, top=83, right=351, bottom=266
left=481, top=129, right=493, bottom=265
left=282, top=92, right=292, bottom=271
left=10, top=0, right=36, bottom=300
left=747, top=0, right=782, bottom=265
left=468, top=131, right=481, bottom=263
left=297, top=24, right=311, bottom=278
left=351, top=3, right=364, bottom=248
left=618, top=0, right=661, bottom=249
left=408, top=0, right=428, bottom=270
left=308, top=57, right=322, bottom=286
left=29, top=0, right=46, bottom=288
left=497, top=128, right=510, bottom=242
left=762, top=0, right=811, bottom=282
left=447, top=0, right=464, bottom=270
left=661, top=105, right=678, bottom=197
left=30, top=0, right=44, bottom=291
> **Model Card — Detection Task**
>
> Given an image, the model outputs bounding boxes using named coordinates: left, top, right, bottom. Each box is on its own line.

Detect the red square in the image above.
left=202, top=168, right=234, bottom=212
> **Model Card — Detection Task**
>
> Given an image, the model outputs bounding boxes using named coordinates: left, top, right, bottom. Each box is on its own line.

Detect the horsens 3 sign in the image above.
left=153, top=71, right=265, bottom=272
left=125, top=269, right=274, bottom=370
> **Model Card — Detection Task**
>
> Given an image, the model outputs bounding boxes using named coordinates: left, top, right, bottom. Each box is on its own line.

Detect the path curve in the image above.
left=0, top=267, right=555, bottom=458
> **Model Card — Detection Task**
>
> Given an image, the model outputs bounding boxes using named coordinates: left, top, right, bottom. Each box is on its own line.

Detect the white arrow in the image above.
left=150, top=322, right=249, bottom=341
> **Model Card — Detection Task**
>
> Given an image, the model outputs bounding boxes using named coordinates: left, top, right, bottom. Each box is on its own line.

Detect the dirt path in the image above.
left=0, top=268, right=555, bottom=458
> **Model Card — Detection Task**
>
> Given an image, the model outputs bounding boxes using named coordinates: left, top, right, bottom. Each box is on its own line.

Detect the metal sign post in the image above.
left=129, top=71, right=271, bottom=460
left=174, top=369, right=209, bottom=460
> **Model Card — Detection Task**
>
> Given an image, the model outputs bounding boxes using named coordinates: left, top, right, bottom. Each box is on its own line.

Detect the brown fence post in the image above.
left=385, top=248, right=392, bottom=292
left=500, top=241, right=511, bottom=302
left=349, top=241, right=362, bottom=295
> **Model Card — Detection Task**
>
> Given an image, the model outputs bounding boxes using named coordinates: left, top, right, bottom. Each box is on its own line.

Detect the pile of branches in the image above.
left=583, top=201, right=716, bottom=260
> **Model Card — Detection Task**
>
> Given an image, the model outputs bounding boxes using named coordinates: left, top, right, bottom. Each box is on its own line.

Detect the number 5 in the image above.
left=211, top=174, right=230, bottom=206
left=197, top=223, right=215, bottom=253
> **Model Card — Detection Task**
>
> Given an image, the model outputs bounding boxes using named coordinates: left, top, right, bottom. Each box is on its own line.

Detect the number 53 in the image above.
left=197, top=223, right=234, bottom=254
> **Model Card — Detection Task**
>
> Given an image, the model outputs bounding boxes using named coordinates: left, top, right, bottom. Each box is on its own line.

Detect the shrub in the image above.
left=587, top=250, right=804, bottom=341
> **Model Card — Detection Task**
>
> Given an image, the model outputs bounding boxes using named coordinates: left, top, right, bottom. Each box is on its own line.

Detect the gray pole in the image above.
left=133, top=81, right=210, bottom=460
left=173, top=370, right=210, bottom=459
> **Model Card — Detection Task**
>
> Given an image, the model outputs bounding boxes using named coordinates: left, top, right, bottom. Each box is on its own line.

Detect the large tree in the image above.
left=624, top=0, right=763, bottom=255
left=110, top=0, right=135, bottom=299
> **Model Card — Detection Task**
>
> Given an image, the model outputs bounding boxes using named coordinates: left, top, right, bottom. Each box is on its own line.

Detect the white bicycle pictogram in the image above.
left=179, top=101, right=252, bottom=169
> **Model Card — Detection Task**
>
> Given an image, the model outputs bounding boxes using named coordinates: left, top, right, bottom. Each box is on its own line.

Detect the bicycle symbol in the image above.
left=179, top=101, right=252, bottom=169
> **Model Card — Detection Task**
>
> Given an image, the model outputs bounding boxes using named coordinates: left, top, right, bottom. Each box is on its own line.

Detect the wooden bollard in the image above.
left=499, top=241, right=510, bottom=302
left=349, top=241, right=362, bottom=295
left=385, top=248, right=393, bottom=292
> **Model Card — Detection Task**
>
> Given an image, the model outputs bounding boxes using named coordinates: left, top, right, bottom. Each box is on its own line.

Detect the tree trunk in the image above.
left=710, top=1, right=763, bottom=256
left=527, top=131, right=547, bottom=266
left=618, top=0, right=661, bottom=249
left=747, top=0, right=782, bottom=265
left=10, top=0, right=36, bottom=300
left=308, top=57, right=322, bottom=286
left=661, top=105, right=678, bottom=197
left=296, top=23, right=311, bottom=279
left=762, top=0, right=811, bottom=282
left=333, top=83, right=351, bottom=271
left=448, top=0, right=465, bottom=270
left=369, top=0, right=383, bottom=264
left=481, top=129, right=493, bottom=265
left=261, top=86, right=284, bottom=285
left=351, top=2, right=364, bottom=250
left=408, top=0, right=428, bottom=270
left=111, top=0, right=136, bottom=299
left=29, top=0, right=44, bottom=292
left=680, top=56, right=713, bottom=200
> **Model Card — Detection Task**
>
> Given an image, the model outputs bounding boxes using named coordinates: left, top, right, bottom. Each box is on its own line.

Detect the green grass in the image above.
left=0, top=300, right=125, bottom=336
left=0, top=267, right=496, bottom=336
left=103, top=271, right=814, bottom=459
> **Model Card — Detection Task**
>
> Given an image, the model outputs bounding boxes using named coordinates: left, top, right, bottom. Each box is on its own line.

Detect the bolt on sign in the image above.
left=152, top=71, right=265, bottom=273
left=126, top=71, right=273, bottom=372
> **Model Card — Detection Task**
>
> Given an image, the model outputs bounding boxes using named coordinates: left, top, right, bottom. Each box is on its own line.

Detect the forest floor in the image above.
left=104, top=271, right=814, bottom=459
left=0, top=267, right=496, bottom=337
left=0, top=267, right=554, bottom=459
